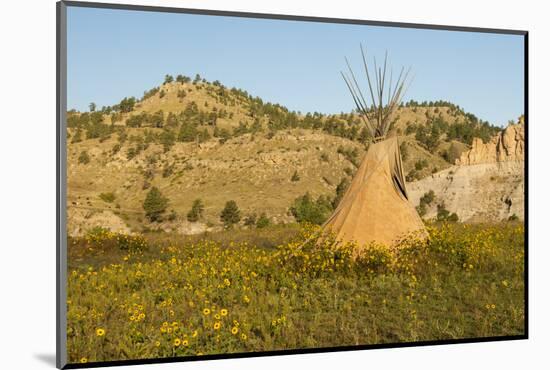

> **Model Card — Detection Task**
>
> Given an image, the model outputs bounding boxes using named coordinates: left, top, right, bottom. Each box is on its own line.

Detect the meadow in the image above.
left=66, top=222, right=525, bottom=364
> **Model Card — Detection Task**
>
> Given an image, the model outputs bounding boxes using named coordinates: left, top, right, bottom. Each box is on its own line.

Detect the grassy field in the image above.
left=66, top=222, right=525, bottom=364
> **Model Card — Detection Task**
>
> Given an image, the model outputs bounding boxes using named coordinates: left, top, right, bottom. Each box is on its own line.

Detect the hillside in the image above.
left=67, top=75, right=514, bottom=235
left=67, top=129, right=364, bottom=235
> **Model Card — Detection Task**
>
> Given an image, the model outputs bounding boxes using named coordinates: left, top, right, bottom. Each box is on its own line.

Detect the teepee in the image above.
left=322, top=46, right=427, bottom=248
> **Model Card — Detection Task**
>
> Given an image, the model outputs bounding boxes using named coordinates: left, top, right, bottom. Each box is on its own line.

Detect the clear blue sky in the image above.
left=67, top=6, right=524, bottom=126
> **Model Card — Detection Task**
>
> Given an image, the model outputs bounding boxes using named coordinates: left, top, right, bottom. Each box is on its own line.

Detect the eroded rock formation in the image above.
left=409, top=119, right=525, bottom=222
left=456, top=119, right=524, bottom=165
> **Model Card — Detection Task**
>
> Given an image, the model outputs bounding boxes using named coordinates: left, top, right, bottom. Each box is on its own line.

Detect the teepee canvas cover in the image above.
left=323, top=137, right=426, bottom=247
left=322, top=46, right=426, bottom=247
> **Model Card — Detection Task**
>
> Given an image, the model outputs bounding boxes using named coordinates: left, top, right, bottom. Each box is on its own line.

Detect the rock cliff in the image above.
left=409, top=119, right=525, bottom=222
left=456, top=119, right=524, bottom=165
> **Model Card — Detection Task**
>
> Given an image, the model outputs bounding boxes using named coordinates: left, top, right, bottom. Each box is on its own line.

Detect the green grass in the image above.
left=66, top=222, right=524, bottom=364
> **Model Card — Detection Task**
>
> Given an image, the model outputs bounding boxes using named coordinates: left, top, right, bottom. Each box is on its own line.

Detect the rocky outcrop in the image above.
left=408, top=162, right=524, bottom=222
left=456, top=120, right=524, bottom=165
left=409, top=119, right=525, bottom=222
left=67, top=208, right=132, bottom=237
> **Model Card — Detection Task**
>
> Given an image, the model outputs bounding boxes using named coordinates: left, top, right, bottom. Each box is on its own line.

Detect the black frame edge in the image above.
left=62, top=0, right=527, bottom=35
left=57, top=1, right=68, bottom=369
left=62, top=335, right=527, bottom=369
left=523, top=32, right=529, bottom=339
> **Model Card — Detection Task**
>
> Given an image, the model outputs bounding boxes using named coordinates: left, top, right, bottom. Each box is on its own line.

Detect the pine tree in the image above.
left=143, top=187, right=168, bottom=222
left=78, top=151, right=90, bottom=164
left=187, top=199, right=204, bottom=222
left=220, top=200, right=241, bottom=228
left=164, top=74, right=174, bottom=84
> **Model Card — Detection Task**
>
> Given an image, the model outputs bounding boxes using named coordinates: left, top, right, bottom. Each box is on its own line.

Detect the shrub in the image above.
left=416, top=203, right=427, bottom=217
left=142, top=87, right=160, bottom=100
left=213, top=127, right=231, bottom=143
left=168, top=210, right=177, bottom=221
left=332, top=177, right=350, bottom=209
left=420, top=190, right=435, bottom=206
left=220, top=200, right=241, bottom=228
left=337, top=146, right=360, bottom=167
left=243, top=214, right=257, bottom=226
left=110, top=112, right=122, bottom=124
left=151, top=110, right=164, bottom=128
left=447, top=213, right=459, bottom=222
left=178, top=122, right=199, bottom=142
left=406, top=169, right=418, bottom=182
left=71, top=129, right=82, bottom=143
left=436, top=203, right=450, bottom=221
left=126, top=147, right=138, bottom=160
left=143, top=187, right=169, bottom=222
left=112, top=143, right=121, bottom=154
left=399, top=142, right=409, bottom=161
left=160, top=130, right=176, bottom=152
left=99, top=192, right=116, bottom=203
left=416, top=190, right=435, bottom=217
left=165, top=113, right=178, bottom=127
left=415, top=124, right=441, bottom=151
left=442, top=143, right=463, bottom=164
left=187, top=199, right=204, bottom=222
left=414, top=159, right=429, bottom=171
left=256, top=213, right=271, bottom=228
left=436, top=202, right=459, bottom=222
left=126, top=112, right=147, bottom=128
left=78, top=151, right=90, bottom=164
left=162, top=164, right=174, bottom=178
left=198, top=129, right=211, bottom=143
left=290, top=192, right=333, bottom=225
